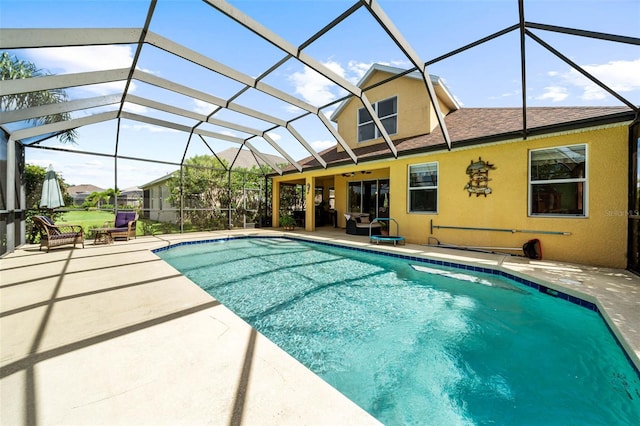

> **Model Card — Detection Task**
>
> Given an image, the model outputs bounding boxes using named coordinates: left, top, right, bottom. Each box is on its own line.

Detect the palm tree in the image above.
left=85, top=191, right=108, bottom=208
left=0, top=52, right=77, bottom=144
left=104, top=188, right=121, bottom=207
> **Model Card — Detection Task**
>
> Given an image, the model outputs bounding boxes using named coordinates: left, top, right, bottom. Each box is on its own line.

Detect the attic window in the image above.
left=357, top=96, right=398, bottom=142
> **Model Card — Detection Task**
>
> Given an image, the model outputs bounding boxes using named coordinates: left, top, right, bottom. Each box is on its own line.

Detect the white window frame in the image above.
left=408, top=162, right=438, bottom=214
left=528, top=144, right=588, bottom=217
left=357, top=96, right=398, bottom=143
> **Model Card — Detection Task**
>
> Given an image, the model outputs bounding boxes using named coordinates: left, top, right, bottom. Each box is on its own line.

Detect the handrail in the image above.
left=430, top=219, right=571, bottom=236
left=370, top=217, right=399, bottom=237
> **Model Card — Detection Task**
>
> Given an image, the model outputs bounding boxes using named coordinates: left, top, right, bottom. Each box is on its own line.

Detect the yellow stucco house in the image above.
left=272, top=64, right=639, bottom=269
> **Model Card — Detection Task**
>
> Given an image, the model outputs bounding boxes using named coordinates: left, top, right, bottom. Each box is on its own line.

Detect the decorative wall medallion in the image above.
left=464, top=157, right=496, bottom=197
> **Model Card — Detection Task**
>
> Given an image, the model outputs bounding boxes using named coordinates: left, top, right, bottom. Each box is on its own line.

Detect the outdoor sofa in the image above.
left=345, top=213, right=382, bottom=236
left=32, top=215, right=85, bottom=252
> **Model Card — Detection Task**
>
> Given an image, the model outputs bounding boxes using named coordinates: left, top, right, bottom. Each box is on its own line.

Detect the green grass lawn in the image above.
left=59, top=210, right=186, bottom=236
left=61, top=210, right=115, bottom=231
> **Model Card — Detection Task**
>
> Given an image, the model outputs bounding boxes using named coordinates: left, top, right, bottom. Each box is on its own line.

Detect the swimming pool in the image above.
left=157, top=237, right=640, bottom=425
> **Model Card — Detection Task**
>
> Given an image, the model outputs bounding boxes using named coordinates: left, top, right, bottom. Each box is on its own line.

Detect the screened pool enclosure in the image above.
left=1, top=0, right=638, bottom=269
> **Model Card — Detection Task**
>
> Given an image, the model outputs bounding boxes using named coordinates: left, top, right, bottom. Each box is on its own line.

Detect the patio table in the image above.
left=89, top=228, right=113, bottom=245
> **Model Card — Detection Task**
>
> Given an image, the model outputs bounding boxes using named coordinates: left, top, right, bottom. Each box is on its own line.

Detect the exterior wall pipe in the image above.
left=430, top=219, right=571, bottom=236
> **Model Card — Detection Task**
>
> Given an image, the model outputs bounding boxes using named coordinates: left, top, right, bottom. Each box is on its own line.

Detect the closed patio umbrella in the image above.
left=40, top=165, right=65, bottom=209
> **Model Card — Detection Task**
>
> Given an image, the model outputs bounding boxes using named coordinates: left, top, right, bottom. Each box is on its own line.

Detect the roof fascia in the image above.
left=276, top=110, right=637, bottom=176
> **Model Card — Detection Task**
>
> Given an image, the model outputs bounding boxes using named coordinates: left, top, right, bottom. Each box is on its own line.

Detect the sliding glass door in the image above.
left=347, top=179, right=390, bottom=219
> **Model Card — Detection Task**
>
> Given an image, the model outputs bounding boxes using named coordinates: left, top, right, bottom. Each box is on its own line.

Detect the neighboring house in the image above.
left=141, top=147, right=285, bottom=224
left=140, top=173, right=177, bottom=223
left=67, top=184, right=104, bottom=206
left=118, top=187, right=143, bottom=208
left=272, top=64, right=638, bottom=269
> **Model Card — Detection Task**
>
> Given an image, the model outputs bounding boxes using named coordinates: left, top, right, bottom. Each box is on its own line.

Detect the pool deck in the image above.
left=1, top=228, right=639, bottom=425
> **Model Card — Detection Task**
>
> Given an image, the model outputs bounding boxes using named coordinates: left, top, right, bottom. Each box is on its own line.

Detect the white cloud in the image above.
left=122, top=102, right=149, bottom=114
left=323, top=60, right=347, bottom=79
left=322, top=109, right=336, bottom=119
left=285, top=104, right=305, bottom=114
left=219, top=129, right=238, bottom=138
left=265, top=132, right=281, bottom=141
left=536, top=86, right=569, bottom=102
left=550, top=58, right=640, bottom=101
left=289, top=59, right=412, bottom=107
left=489, top=89, right=520, bottom=100
left=84, top=160, right=104, bottom=168
left=289, top=62, right=343, bottom=106
left=193, top=99, right=218, bottom=115
left=120, top=123, right=179, bottom=133
left=31, top=45, right=134, bottom=73
left=345, top=60, right=412, bottom=85
left=346, top=61, right=373, bottom=84
left=311, top=139, right=336, bottom=152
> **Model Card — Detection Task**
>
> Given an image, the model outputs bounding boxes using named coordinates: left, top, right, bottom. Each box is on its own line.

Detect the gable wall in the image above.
left=335, top=71, right=451, bottom=151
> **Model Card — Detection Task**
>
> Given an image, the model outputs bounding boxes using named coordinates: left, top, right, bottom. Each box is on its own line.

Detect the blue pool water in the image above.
left=157, top=237, right=640, bottom=425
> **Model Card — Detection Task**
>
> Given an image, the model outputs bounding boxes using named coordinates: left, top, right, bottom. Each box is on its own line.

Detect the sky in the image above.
left=1, top=0, right=639, bottom=189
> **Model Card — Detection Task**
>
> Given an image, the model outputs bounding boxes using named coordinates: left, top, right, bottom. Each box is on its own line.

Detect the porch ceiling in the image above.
left=1, top=0, right=638, bottom=176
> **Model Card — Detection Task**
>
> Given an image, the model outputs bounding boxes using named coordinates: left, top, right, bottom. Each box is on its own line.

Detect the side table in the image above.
left=89, top=228, right=113, bottom=245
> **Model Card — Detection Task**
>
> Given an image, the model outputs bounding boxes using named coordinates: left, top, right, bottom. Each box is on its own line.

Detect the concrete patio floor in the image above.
left=1, top=227, right=639, bottom=425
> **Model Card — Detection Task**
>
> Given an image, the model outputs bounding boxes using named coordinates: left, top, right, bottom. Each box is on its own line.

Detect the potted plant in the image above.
left=280, top=214, right=296, bottom=231
left=379, top=220, right=389, bottom=235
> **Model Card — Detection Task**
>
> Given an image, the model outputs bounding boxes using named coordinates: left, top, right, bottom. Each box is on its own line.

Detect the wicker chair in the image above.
left=104, top=211, right=138, bottom=240
left=32, top=215, right=85, bottom=252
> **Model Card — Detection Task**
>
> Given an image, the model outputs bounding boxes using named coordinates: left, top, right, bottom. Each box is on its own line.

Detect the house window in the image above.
left=347, top=179, right=389, bottom=218
left=409, top=162, right=438, bottom=213
left=529, top=144, right=587, bottom=216
left=357, top=96, right=398, bottom=142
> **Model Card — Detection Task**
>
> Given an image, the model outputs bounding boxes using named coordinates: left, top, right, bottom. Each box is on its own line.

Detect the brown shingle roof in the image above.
left=284, top=106, right=635, bottom=173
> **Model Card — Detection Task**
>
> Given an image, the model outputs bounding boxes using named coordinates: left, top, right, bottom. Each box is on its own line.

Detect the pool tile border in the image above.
left=154, top=235, right=639, bottom=376
left=153, top=235, right=596, bottom=309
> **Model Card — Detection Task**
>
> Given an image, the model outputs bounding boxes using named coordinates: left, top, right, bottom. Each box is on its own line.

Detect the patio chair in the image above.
left=32, top=215, right=85, bottom=252
left=345, top=213, right=382, bottom=236
left=104, top=211, right=138, bottom=240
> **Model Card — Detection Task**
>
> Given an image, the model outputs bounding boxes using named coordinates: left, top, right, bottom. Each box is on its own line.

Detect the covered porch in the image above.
left=272, top=167, right=391, bottom=232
